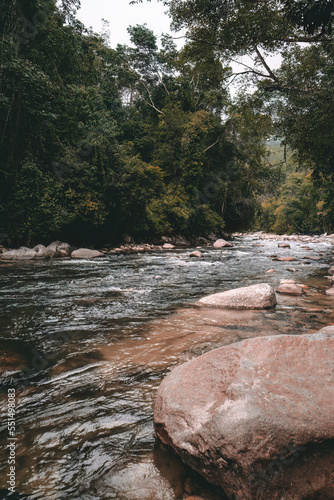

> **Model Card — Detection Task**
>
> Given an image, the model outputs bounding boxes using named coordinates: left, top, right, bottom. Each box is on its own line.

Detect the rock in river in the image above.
left=277, top=242, right=290, bottom=248
left=33, top=244, right=50, bottom=259
left=154, top=329, right=334, bottom=500
left=276, top=283, right=305, bottom=295
left=328, top=265, right=334, bottom=276
left=273, top=256, right=297, bottom=262
left=46, top=240, right=71, bottom=258
left=71, top=248, right=104, bottom=259
left=0, top=247, right=37, bottom=260
left=197, top=283, right=276, bottom=310
left=213, top=239, right=233, bottom=248
left=189, top=250, right=203, bottom=258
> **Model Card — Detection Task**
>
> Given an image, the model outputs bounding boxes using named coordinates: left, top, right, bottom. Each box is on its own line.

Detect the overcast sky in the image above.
left=77, top=0, right=177, bottom=47
left=76, top=0, right=281, bottom=95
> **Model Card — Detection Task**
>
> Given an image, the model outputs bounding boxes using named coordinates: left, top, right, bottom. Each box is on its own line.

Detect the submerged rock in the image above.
left=71, top=248, right=104, bottom=259
left=154, top=330, right=334, bottom=500
left=328, top=265, right=334, bottom=275
left=278, top=242, right=290, bottom=248
left=273, top=256, right=297, bottom=262
left=276, top=283, right=305, bottom=295
left=197, top=283, right=276, bottom=310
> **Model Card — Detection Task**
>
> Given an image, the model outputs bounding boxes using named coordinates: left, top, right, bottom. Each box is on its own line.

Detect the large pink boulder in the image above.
left=197, top=283, right=276, bottom=310
left=154, top=330, right=334, bottom=500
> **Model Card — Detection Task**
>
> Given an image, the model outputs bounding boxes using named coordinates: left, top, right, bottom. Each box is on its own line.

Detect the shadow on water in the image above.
left=0, top=236, right=333, bottom=499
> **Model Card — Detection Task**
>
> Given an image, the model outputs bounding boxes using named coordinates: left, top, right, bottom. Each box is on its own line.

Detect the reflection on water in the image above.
left=0, top=236, right=333, bottom=499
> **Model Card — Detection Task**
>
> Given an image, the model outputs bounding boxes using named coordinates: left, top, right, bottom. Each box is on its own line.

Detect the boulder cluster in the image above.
left=0, top=237, right=235, bottom=261
left=152, top=236, right=334, bottom=499
left=0, top=241, right=104, bottom=260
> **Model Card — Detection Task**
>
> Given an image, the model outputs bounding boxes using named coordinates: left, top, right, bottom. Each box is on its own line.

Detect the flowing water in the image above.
left=0, top=235, right=334, bottom=500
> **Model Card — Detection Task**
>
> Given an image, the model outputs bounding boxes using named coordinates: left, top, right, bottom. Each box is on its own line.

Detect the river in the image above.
left=0, top=235, right=333, bottom=499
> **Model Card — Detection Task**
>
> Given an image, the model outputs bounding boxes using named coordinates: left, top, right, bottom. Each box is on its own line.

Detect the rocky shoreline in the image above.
left=2, top=231, right=334, bottom=298
left=1, top=230, right=334, bottom=260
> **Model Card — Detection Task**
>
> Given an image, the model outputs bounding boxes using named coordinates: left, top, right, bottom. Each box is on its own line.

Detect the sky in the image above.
left=76, top=0, right=282, bottom=94
left=77, top=0, right=178, bottom=47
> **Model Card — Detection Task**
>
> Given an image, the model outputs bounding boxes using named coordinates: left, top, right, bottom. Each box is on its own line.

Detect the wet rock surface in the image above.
left=278, top=242, right=290, bottom=248
left=190, top=251, right=203, bottom=258
left=154, top=330, right=334, bottom=500
left=276, top=283, right=305, bottom=295
left=197, top=283, right=277, bottom=310
left=0, top=247, right=37, bottom=260
left=71, top=248, right=104, bottom=259
left=273, top=256, right=297, bottom=262
left=213, top=239, right=233, bottom=248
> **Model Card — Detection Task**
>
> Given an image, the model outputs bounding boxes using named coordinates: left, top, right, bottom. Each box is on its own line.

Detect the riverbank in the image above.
left=2, top=231, right=334, bottom=260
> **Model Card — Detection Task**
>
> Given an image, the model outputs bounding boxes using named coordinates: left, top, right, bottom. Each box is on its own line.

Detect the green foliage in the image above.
left=273, top=44, right=334, bottom=179
left=258, top=171, right=331, bottom=234
left=0, top=1, right=288, bottom=245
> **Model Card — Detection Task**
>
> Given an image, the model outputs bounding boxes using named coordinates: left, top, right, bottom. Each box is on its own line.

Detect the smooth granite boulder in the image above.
left=154, top=330, right=334, bottom=499
left=197, top=283, right=276, bottom=310
left=213, top=239, right=233, bottom=248
left=189, top=251, right=203, bottom=258
left=71, top=248, right=104, bottom=259
left=0, top=247, right=37, bottom=260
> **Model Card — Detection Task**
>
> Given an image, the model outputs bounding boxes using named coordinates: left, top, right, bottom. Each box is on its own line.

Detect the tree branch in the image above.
left=254, top=45, right=281, bottom=85
left=157, top=71, right=170, bottom=95
left=203, top=135, right=221, bottom=153
left=279, top=35, right=334, bottom=43
left=140, top=80, right=165, bottom=115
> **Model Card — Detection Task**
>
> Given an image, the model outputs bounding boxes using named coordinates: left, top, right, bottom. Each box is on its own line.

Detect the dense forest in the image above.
left=0, top=0, right=333, bottom=246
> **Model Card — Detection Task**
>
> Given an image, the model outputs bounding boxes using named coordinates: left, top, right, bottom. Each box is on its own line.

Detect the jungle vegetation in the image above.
left=0, top=0, right=333, bottom=245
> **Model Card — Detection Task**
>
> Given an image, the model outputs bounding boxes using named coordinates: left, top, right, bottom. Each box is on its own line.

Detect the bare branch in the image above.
left=157, top=71, right=170, bottom=95
left=254, top=46, right=281, bottom=85
left=280, top=35, right=334, bottom=43
left=203, top=135, right=222, bottom=153
left=140, top=80, right=165, bottom=115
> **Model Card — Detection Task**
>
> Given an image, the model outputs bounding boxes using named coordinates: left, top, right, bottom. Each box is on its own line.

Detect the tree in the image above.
left=0, top=1, right=291, bottom=244
left=134, top=0, right=334, bottom=92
